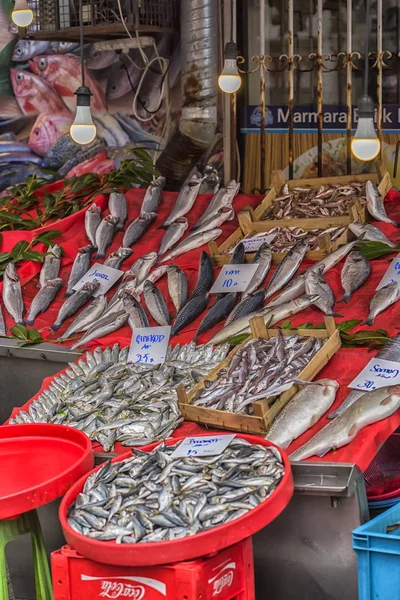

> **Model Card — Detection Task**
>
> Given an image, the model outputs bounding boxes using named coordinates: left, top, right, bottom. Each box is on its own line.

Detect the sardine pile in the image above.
left=264, top=181, right=367, bottom=219
left=9, top=342, right=229, bottom=451
left=263, top=226, right=346, bottom=251
left=192, top=333, right=324, bottom=414
left=67, top=437, right=285, bottom=543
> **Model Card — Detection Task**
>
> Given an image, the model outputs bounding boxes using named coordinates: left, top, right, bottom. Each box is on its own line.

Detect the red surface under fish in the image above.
left=28, top=113, right=74, bottom=156
left=65, top=152, right=115, bottom=178
left=10, top=69, right=71, bottom=116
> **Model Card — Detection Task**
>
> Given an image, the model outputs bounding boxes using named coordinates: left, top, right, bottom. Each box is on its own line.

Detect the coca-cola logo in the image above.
left=207, top=560, right=236, bottom=597
left=81, top=575, right=167, bottom=598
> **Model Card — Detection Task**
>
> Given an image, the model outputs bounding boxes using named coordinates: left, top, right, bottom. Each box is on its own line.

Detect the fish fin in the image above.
left=50, top=323, right=61, bottom=332
left=63, top=290, right=73, bottom=298
left=348, top=424, right=357, bottom=437
left=96, top=253, right=106, bottom=260
left=381, top=396, right=393, bottom=405
left=157, top=224, right=168, bottom=230
left=25, top=318, right=34, bottom=326
left=330, top=311, right=344, bottom=317
left=337, top=293, right=350, bottom=303
left=190, top=225, right=199, bottom=231
left=360, top=317, right=374, bottom=326
left=310, top=414, right=319, bottom=426
left=314, top=447, right=332, bottom=458
left=326, top=410, right=339, bottom=420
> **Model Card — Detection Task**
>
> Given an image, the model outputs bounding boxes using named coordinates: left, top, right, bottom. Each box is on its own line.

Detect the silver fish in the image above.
left=12, top=40, right=51, bottom=61
left=85, top=204, right=101, bottom=247
left=362, top=282, right=400, bottom=326
left=96, top=215, right=118, bottom=260
left=171, top=293, right=209, bottom=336
left=58, top=295, right=107, bottom=340
left=290, top=384, right=400, bottom=461
left=305, top=265, right=342, bottom=317
left=143, top=281, right=170, bottom=326
left=160, top=229, right=222, bottom=264
left=167, top=264, right=188, bottom=313
left=187, top=205, right=234, bottom=236
left=162, top=174, right=201, bottom=227
left=123, top=212, right=156, bottom=248
left=71, top=310, right=129, bottom=350
left=3, top=263, right=24, bottom=325
left=195, top=292, right=237, bottom=341
left=136, top=266, right=169, bottom=294
left=123, top=293, right=149, bottom=329
left=26, top=278, right=63, bottom=326
left=193, top=180, right=240, bottom=231
left=349, top=222, right=396, bottom=248
left=106, top=274, right=138, bottom=314
left=104, top=247, right=133, bottom=270
left=141, top=176, right=166, bottom=215
left=65, top=245, right=95, bottom=297
left=338, top=251, right=371, bottom=303
left=366, top=181, right=399, bottom=227
left=244, top=242, right=272, bottom=297
left=86, top=48, right=117, bottom=70
left=130, top=253, right=158, bottom=284
left=51, top=280, right=100, bottom=332
left=265, top=239, right=309, bottom=299
left=39, top=244, right=62, bottom=288
left=158, top=218, right=188, bottom=257
left=266, top=379, right=339, bottom=449
left=0, top=302, right=6, bottom=336
left=109, top=192, right=128, bottom=232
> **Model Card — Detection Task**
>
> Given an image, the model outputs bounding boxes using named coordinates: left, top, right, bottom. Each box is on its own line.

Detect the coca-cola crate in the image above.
left=52, top=539, right=255, bottom=600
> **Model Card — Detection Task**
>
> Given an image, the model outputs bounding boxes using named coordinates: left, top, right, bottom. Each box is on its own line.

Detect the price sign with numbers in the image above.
left=376, top=253, right=400, bottom=290
left=349, top=357, right=400, bottom=391
left=128, top=325, right=171, bottom=365
left=210, top=264, right=260, bottom=294
left=236, top=234, right=276, bottom=254
left=73, top=263, right=123, bottom=297
left=171, top=434, right=236, bottom=458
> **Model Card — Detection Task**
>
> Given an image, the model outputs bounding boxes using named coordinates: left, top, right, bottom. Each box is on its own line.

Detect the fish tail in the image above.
left=50, top=322, right=61, bottom=332
left=25, top=317, right=34, bottom=326
left=326, top=409, right=339, bottom=420
left=157, top=224, right=168, bottom=230
left=360, top=316, right=374, bottom=326
left=330, top=311, right=344, bottom=317
left=337, top=293, right=350, bottom=303
left=64, top=290, right=73, bottom=298
left=96, top=252, right=106, bottom=260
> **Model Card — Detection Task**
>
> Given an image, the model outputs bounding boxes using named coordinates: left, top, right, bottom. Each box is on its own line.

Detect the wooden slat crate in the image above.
left=178, top=316, right=341, bottom=435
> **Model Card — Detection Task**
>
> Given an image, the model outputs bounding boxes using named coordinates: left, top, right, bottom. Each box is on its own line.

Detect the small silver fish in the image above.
left=96, top=215, right=118, bottom=260
left=58, top=295, right=107, bottom=340
left=109, top=192, right=128, bottom=232
left=65, top=245, right=95, bottom=297
left=85, top=204, right=101, bottom=247
left=167, top=264, right=188, bottom=313
left=338, top=251, right=371, bottom=303
left=51, top=280, right=100, bottom=331
left=26, top=278, right=63, bottom=326
left=141, top=176, right=166, bottom=215
left=3, top=263, right=25, bottom=325
left=349, top=222, right=396, bottom=248
left=162, top=174, right=201, bottom=227
left=305, top=265, right=342, bottom=317
left=366, top=181, right=399, bottom=227
left=123, top=213, right=157, bottom=248
left=362, top=282, right=400, bottom=326
left=265, top=239, right=309, bottom=299
left=158, top=218, right=188, bottom=257
left=143, top=281, right=170, bottom=326
left=39, top=244, right=62, bottom=288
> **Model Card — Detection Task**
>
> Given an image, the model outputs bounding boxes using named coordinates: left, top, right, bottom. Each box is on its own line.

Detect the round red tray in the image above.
left=364, top=433, right=400, bottom=501
left=0, top=424, right=94, bottom=519
left=60, top=433, right=294, bottom=566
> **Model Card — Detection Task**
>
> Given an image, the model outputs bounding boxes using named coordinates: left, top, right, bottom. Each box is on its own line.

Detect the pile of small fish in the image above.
left=67, top=437, right=285, bottom=543
left=263, top=225, right=346, bottom=251
left=9, top=342, right=229, bottom=451
left=192, top=334, right=324, bottom=414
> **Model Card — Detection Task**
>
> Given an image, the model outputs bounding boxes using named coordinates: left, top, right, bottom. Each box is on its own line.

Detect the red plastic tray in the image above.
left=59, top=433, right=294, bottom=566
left=364, top=433, right=400, bottom=501
left=0, top=424, right=94, bottom=519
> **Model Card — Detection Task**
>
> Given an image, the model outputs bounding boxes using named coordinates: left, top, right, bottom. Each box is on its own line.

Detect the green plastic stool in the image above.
left=0, top=510, right=53, bottom=600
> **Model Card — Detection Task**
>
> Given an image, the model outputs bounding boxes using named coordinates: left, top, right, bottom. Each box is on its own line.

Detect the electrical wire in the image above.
left=79, top=0, right=85, bottom=86
left=364, top=0, right=369, bottom=96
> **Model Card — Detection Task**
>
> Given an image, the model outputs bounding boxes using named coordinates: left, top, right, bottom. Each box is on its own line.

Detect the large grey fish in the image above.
left=167, top=264, right=188, bottom=313
left=85, top=204, right=101, bottom=247
left=349, top=222, right=396, bottom=248
left=362, top=282, right=400, bottom=326
left=338, top=251, right=371, bottom=303
left=2, top=263, right=25, bottom=325
left=65, top=245, right=95, bottom=297
left=226, top=290, right=266, bottom=325
left=162, top=174, right=202, bottom=228
left=51, top=280, right=100, bottom=331
left=266, top=379, right=339, bottom=449
left=71, top=311, right=129, bottom=350
left=187, top=206, right=234, bottom=236
left=58, top=295, right=107, bottom=340
left=265, top=239, right=309, bottom=299
left=158, top=218, right=188, bottom=257
left=123, top=293, right=149, bottom=329
left=143, top=281, right=170, bottom=326
left=106, top=50, right=144, bottom=100
left=366, top=181, right=399, bottom=227
left=305, top=265, right=342, bottom=316
left=195, top=292, right=237, bottom=341
left=0, top=303, right=6, bottom=336
left=95, top=215, right=118, bottom=260
left=290, top=384, right=400, bottom=461
left=230, top=242, right=245, bottom=265
left=141, top=176, right=166, bottom=215
left=104, top=248, right=133, bottom=270
left=192, top=180, right=240, bottom=231
left=160, top=229, right=222, bottom=264
left=26, top=278, right=63, bottom=326
left=12, top=40, right=51, bottom=61
left=171, top=292, right=209, bottom=336
left=130, top=253, right=157, bottom=284
left=86, top=47, right=117, bottom=70
left=188, top=251, right=214, bottom=301
left=244, top=242, right=272, bottom=297
left=123, top=212, right=157, bottom=248
left=38, top=244, right=62, bottom=288
left=106, top=273, right=138, bottom=314
left=109, top=192, right=128, bottom=232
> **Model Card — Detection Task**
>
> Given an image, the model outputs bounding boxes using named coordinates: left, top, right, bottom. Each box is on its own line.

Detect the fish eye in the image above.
left=16, top=72, right=23, bottom=82
left=111, top=84, right=117, bottom=91
left=39, top=58, right=47, bottom=69
left=33, top=129, right=39, bottom=137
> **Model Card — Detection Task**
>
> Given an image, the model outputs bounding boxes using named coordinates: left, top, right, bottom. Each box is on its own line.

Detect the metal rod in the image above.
left=393, top=140, right=400, bottom=179
left=79, top=0, right=85, bottom=86
left=376, top=0, right=383, bottom=151
left=288, top=0, right=294, bottom=180
left=230, top=93, right=237, bottom=181
left=317, top=0, right=323, bottom=177
left=260, top=0, right=266, bottom=192
left=346, top=0, right=352, bottom=175
left=222, top=0, right=232, bottom=183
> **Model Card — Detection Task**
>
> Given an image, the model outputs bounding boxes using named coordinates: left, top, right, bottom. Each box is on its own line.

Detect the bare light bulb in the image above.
left=12, top=0, right=33, bottom=27
left=218, top=42, right=241, bottom=94
left=351, top=95, right=381, bottom=162
left=70, top=86, right=96, bottom=145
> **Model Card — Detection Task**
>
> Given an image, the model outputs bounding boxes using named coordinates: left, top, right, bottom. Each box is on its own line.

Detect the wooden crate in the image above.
left=178, top=316, right=341, bottom=435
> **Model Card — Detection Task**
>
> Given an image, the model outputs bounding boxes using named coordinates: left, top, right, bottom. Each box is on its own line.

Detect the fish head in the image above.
left=226, top=180, right=240, bottom=195
left=86, top=48, right=117, bottom=70
left=143, top=252, right=157, bottom=262
left=84, top=279, right=100, bottom=293
left=122, top=272, right=138, bottom=285
left=88, top=203, right=101, bottom=215
left=155, top=176, right=166, bottom=188
left=219, top=205, right=234, bottom=217
left=117, top=248, right=133, bottom=258
left=50, top=245, right=62, bottom=258
left=47, top=278, right=64, bottom=288
left=79, top=245, right=96, bottom=255
left=106, top=56, right=133, bottom=100
left=12, top=40, right=33, bottom=62
left=5, top=262, right=19, bottom=281
left=29, top=56, right=50, bottom=78
left=10, top=68, right=37, bottom=98
left=105, top=215, right=119, bottom=226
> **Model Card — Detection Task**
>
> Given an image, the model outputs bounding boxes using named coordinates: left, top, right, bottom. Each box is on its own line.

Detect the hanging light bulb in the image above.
left=351, top=95, right=381, bottom=162
left=219, top=41, right=241, bottom=94
left=12, top=0, right=33, bottom=27
left=70, top=0, right=96, bottom=145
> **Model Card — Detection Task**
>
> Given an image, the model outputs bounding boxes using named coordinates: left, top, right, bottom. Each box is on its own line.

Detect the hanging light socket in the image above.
left=12, top=0, right=33, bottom=27
left=218, top=41, right=241, bottom=94
left=70, top=85, right=96, bottom=145
left=351, top=94, right=381, bottom=162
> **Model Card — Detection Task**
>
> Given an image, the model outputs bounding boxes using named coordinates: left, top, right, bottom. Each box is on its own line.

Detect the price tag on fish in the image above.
left=376, top=253, right=400, bottom=290
left=128, top=325, right=171, bottom=365
left=349, top=357, right=400, bottom=391
left=240, top=233, right=277, bottom=253
left=210, top=264, right=260, bottom=293
left=171, top=434, right=236, bottom=458
left=73, top=263, right=123, bottom=297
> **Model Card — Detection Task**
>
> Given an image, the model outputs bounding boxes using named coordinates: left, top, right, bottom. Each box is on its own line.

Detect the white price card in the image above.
left=241, top=234, right=277, bottom=253
left=73, top=263, right=123, bottom=297
left=210, top=264, right=260, bottom=294
left=348, top=357, right=400, bottom=392
left=376, top=254, right=400, bottom=290
left=171, top=434, right=236, bottom=458
left=128, top=325, right=171, bottom=365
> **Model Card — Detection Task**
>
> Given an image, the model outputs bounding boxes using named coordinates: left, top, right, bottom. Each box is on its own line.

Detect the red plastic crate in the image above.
left=52, top=539, right=255, bottom=600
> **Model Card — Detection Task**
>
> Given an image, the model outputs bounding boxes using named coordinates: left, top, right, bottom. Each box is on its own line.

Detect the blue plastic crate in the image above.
left=353, top=503, right=400, bottom=600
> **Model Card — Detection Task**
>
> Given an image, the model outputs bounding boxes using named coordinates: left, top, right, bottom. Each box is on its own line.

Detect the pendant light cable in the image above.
left=79, top=0, right=85, bottom=86
left=364, top=0, right=369, bottom=96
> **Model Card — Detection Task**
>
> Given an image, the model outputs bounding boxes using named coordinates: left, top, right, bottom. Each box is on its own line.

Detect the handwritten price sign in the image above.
left=171, top=434, right=236, bottom=458
left=128, top=325, right=171, bottom=365
left=349, top=357, right=400, bottom=391
left=210, top=264, right=260, bottom=294
left=377, top=253, right=400, bottom=290
left=73, top=263, right=123, bottom=297
left=239, top=234, right=276, bottom=253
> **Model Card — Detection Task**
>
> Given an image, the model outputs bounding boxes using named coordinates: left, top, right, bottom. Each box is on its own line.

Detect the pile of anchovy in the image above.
left=263, top=181, right=367, bottom=219
left=67, top=437, right=284, bottom=543
left=265, top=225, right=346, bottom=251
left=192, top=333, right=324, bottom=414
left=9, top=342, right=229, bottom=451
